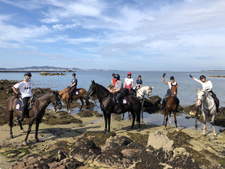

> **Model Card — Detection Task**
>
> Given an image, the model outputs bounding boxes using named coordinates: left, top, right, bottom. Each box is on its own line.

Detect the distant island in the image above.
left=0, top=66, right=101, bottom=72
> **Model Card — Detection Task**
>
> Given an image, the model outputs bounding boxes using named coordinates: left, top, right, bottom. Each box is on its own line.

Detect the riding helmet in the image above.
left=72, top=73, right=76, bottom=76
left=128, top=72, right=132, bottom=76
left=112, top=73, right=115, bottom=76
left=199, top=75, right=206, bottom=80
left=170, top=76, right=175, bottom=80
left=138, top=75, right=141, bottom=77
left=24, top=72, right=32, bottom=77
left=114, top=74, right=120, bottom=80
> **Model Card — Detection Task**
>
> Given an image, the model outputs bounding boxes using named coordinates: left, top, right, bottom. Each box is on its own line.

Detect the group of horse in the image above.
left=5, top=81, right=217, bottom=144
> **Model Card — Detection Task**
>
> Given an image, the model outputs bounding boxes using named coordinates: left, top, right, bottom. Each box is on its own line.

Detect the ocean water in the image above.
left=1, top=71, right=225, bottom=133
left=1, top=70, right=225, bottom=106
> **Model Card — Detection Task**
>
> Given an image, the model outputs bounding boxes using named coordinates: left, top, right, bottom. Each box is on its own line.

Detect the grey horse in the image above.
left=195, top=88, right=217, bottom=136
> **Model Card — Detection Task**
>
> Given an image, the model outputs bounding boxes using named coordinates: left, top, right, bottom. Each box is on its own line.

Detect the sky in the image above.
left=0, top=0, right=225, bottom=71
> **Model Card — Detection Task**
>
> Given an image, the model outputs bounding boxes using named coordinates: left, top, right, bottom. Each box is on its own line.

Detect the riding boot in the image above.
left=176, top=97, right=180, bottom=112
left=69, top=93, right=73, bottom=103
left=116, top=103, right=122, bottom=113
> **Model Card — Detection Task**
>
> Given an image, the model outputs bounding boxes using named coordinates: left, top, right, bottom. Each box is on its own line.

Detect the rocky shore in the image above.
left=0, top=80, right=225, bottom=169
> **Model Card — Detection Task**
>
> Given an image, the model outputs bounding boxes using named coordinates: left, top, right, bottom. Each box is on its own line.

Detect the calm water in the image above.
left=1, top=70, right=225, bottom=106
left=1, top=71, right=225, bottom=133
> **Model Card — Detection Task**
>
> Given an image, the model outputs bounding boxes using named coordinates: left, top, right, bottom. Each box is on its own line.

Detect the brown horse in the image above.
left=6, top=91, right=62, bottom=144
left=59, top=88, right=90, bottom=114
left=163, top=84, right=179, bottom=131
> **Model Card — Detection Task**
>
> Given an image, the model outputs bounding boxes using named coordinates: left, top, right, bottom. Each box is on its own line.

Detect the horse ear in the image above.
left=92, top=80, right=95, bottom=84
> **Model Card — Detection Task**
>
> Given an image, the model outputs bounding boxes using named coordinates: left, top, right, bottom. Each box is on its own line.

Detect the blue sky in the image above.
left=0, top=0, right=225, bottom=71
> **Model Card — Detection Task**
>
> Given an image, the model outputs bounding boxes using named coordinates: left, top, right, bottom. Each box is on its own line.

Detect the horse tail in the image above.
left=6, top=97, right=14, bottom=127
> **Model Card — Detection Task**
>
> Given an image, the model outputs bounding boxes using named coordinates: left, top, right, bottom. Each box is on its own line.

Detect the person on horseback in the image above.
left=68, top=73, right=77, bottom=102
left=124, top=72, right=134, bottom=91
left=111, top=73, right=116, bottom=86
left=190, top=74, right=219, bottom=112
left=12, top=72, right=35, bottom=121
left=109, top=74, right=123, bottom=113
left=136, top=75, right=143, bottom=89
left=162, top=73, right=180, bottom=111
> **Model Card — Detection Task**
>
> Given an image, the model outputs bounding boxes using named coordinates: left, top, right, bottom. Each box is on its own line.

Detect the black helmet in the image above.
left=114, top=74, right=120, bottom=80
left=112, top=73, right=115, bottom=76
left=138, top=75, right=141, bottom=77
left=24, top=72, right=32, bottom=77
left=72, top=73, right=76, bottom=76
left=200, top=75, right=206, bottom=80
left=170, top=76, right=174, bottom=80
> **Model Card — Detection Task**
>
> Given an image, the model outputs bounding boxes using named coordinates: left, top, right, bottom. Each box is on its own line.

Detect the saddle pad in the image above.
left=122, top=97, right=128, bottom=105
left=15, top=98, right=23, bottom=111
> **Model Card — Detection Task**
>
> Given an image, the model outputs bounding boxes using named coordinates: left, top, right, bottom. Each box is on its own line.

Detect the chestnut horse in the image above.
left=163, top=84, right=179, bottom=131
left=59, top=88, right=90, bottom=114
left=6, top=91, right=62, bottom=144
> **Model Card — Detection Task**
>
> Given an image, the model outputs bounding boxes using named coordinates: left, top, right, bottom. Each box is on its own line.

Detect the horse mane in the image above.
left=94, top=83, right=110, bottom=94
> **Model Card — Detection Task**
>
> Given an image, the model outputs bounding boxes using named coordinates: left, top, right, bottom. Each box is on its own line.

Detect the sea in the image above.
left=1, top=70, right=225, bottom=133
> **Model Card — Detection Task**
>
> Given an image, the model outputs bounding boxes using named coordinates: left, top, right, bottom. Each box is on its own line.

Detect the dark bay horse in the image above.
left=6, top=91, right=62, bottom=144
left=87, top=81, right=141, bottom=133
left=59, top=88, right=90, bottom=114
left=163, top=84, right=179, bottom=131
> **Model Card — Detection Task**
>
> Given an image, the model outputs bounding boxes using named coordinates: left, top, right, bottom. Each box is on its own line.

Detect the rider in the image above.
left=190, top=74, right=219, bottom=112
left=110, top=74, right=123, bottom=113
left=68, top=73, right=78, bottom=102
left=111, top=73, right=116, bottom=86
left=162, top=73, right=179, bottom=112
left=136, top=75, right=143, bottom=89
left=12, top=72, right=35, bottom=121
left=124, top=72, right=134, bottom=91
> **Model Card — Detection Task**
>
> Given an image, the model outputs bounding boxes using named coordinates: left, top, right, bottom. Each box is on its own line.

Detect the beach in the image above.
left=0, top=79, right=225, bottom=168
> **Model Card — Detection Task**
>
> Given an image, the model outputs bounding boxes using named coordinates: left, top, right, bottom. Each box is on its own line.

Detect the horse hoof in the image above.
left=10, top=135, right=13, bottom=139
left=21, top=130, right=26, bottom=133
left=176, top=128, right=179, bottom=132
left=22, top=141, right=27, bottom=146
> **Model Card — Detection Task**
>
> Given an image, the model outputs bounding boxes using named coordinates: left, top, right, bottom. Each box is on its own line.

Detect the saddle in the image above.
left=68, top=89, right=79, bottom=96
left=15, top=96, right=36, bottom=117
left=111, top=94, right=128, bottom=105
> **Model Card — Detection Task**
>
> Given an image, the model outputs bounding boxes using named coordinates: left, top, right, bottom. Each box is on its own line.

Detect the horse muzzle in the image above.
left=196, top=100, right=201, bottom=107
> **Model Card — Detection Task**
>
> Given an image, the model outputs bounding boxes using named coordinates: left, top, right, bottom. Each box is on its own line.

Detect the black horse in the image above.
left=6, top=91, right=62, bottom=144
left=87, top=81, right=141, bottom=133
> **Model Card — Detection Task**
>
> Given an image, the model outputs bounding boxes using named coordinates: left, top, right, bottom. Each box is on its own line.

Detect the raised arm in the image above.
left=162, top=73, right=168, bottom=84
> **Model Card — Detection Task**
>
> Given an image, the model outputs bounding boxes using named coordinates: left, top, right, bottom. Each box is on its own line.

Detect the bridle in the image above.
left=89, top=84, right=109, bottom=103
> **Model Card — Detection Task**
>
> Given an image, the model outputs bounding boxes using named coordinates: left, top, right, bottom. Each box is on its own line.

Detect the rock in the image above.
left=173, top=147, right=189, bottom=158
left=147, top=131, right=174, bottom=152
left=103, top=135, right=133, bottom=150
left=143, top=96, right=162, bottom=113
left=121, top=149, right=141, bottom=158
left=57, top=150, right=66, bottom=161
left=183, top=104, right=196, bottom=113
left=70, top=138, right=101, bottom=162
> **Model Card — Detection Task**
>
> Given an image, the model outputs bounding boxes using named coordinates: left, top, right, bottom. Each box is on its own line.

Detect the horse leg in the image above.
left=174, top=112, right=179, bottom=131
left=136, top=110, right=141, bottom=132
left=79, top=98, right=84, bottom=111
left=130, top=111, right=135, bottom=129
left=35, top=118, right=41, bottom=142
left=9, top=111, right=13, bottom=139
left=195, top=110, right=198, bottom=129
left=211, top=114, right=216, bottom=137
left=18, top=120, right=25, bottom=133
left=85, top=97, right=90, bottom=109
left=163, top=109, right=166, bottom=125
left=103, top=111, right=107, bottom=133
left=24, top=118, right=35, bottom=144
left=66, top=99, right=71, bottom=114
left=122, top=113, right=125, bottom=120
left=202, top=112, right=206, bottom=136
left=169, top=113, right=172, bottom=125
left=165, top=110, right=168, bottom=130
left=107, top=113, right=111, bottom=133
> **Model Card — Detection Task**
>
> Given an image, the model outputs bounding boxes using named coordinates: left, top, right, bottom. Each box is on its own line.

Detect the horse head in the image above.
left=87, top=81, right=97, bottom=98
left=51, top=90, right=62, bottom=112
left=196, top=88, right=206, bottom=107
left=170, top=84, right=177, bottom=97
left=146, top=86, right=153, bottom=98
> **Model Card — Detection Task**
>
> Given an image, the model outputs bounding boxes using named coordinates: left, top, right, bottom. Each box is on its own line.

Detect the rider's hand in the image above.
left=163, top=73, right=166, bottom=78
left=189, top=74, right=193, bottom=78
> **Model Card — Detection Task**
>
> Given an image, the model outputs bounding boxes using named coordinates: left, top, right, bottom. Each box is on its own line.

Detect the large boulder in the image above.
left=143, top=95, right=162, bottom=113
left=147, top=131, right=174, bottom=152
